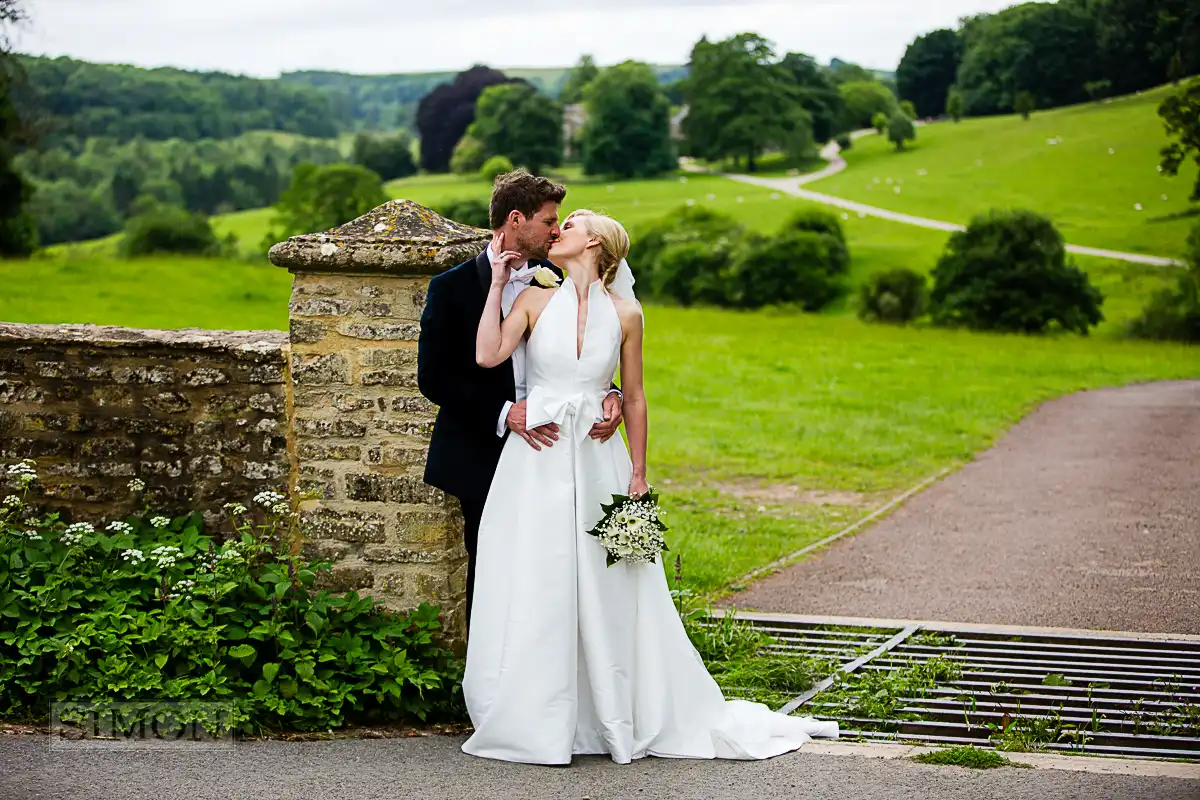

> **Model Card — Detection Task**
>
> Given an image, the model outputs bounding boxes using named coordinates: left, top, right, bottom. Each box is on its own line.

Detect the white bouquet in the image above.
left=586, top=488, right=669, bottom=567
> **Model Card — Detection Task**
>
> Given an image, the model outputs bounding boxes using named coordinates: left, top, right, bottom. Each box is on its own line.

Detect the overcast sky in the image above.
left=14, top=0, right=1015, bottom=77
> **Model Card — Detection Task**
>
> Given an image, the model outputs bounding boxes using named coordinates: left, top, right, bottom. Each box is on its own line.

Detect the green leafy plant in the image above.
left=912, top=745, right=1023, bottom=769
left=0, top=460, right=464, bottom=735
left=857, top=268, right=928, bottom=324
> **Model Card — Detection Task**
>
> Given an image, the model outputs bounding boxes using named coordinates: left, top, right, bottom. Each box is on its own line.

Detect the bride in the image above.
left=464, top=208, right=838, bottom=765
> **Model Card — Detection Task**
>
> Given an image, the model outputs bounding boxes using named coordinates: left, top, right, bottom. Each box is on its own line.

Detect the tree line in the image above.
left=897, top=0, right=1199, bottom=119
left=16, top=56, right=341, bottom=144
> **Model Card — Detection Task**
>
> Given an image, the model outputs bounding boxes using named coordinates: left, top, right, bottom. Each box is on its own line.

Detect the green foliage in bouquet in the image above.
left=586, top=488, right=669, bottom=567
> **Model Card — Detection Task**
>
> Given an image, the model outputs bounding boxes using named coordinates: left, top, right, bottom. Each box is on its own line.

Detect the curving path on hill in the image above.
left=723, top=381, right=1200, bottom=634
left=687, top=132, right=1186, bottom=269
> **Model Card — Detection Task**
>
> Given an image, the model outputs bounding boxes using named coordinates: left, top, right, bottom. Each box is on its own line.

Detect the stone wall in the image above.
left=0, top=324, right=290, bottom=523
left=270, top=198, right=490, bottom=639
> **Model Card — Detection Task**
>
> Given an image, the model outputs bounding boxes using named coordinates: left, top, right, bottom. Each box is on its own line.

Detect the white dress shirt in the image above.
left=490, top=244, right=536, bottom=436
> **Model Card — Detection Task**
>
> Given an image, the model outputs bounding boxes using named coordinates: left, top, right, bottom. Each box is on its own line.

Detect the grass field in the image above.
left=809, top=84, right=1200, bottom=258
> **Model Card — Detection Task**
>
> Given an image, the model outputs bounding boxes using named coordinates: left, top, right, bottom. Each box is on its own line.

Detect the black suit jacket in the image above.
left=418, top=251, right=564, bottom=502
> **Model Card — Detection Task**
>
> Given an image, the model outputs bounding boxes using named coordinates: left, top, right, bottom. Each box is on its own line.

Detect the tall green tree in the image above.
left=0, top=0, right=35, bottom=256
left=946, top=88, right=965, bottom=122
left=558, top=55, right=600, bottom=105
left=896, top=29, right=962, bottom=119
left=579, top=61, right=675, bottom=179
left=263, top=163, right=387, bottom=247
left=1092, top=0, right=1200, bottom=96
left=780, top=52, right=845, bottom=143
left=467, top=82, right=563, bottom=175
left=838, top=81, right=898, bottom=131
left=1159, top=79, right=1200, bottom=201
left=683, top=34, right=811, bottom=172
left=887, top=112, right=916, bottom=150
left=956, top=2, right=1099, bottom=116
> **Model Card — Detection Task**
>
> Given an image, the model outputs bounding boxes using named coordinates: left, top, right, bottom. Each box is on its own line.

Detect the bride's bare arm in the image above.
left=617, top=305, right=648, bottom=495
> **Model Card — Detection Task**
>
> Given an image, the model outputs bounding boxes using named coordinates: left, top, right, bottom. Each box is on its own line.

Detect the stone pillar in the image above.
left=268, top=200, right=489, bottom=644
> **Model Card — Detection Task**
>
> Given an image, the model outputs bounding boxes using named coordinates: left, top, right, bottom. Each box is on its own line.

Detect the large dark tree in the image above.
left=416, top=66, right=514, bottom=173
left=580, top=61, right=675, bottom=178
left=956, top=2, right=1099, bottom=116
left=896, top=29, right=962, bottom=119
left=351, top=131, right=417, bottom=182
left=683, top=34, right=811, bottom=172
left=780, top=53, right=845, bottom=143
left=1091, top=0, right=1200, bottom=96
left=0, top=0, right=36, bottom=255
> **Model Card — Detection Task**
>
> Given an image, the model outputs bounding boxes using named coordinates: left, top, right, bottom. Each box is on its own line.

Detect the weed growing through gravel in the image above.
left=912, top=745, right=1026, bottom=769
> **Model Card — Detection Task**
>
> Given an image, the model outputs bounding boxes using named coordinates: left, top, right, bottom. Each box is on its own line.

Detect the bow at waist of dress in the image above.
left=524, top=385, right=608, bottom=431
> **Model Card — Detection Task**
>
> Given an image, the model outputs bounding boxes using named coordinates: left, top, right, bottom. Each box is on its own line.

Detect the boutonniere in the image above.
left=534, top=266, right=563, bottom=288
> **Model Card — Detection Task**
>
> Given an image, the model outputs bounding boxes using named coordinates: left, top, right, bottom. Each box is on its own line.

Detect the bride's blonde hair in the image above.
left=565, top=209, right=630, bottom=288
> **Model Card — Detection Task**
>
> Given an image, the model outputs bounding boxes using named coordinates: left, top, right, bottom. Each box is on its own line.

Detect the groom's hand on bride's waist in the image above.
left=506, top=400, right=560, bottom=451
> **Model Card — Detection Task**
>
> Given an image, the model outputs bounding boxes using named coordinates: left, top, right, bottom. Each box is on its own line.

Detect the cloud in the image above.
left=15, top=0, right=1014, bottom=77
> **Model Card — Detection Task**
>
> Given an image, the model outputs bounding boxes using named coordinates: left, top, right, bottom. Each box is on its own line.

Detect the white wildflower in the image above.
left=106, top=521, right=134, bottom=535
left=224, top=502, right=248, bottom=516
left=23, top=530, right=42, bottom=541
left=1161, top=194, right=1168, bottom=201
left=66, top=522, right=95, bottom=536
left=270, top=502, right=291, bottom=515
left=128, top=478, right=145, bottom=493
left=1108, top=148, right=1115, bottom=155
left=121, top=549, right=147, bottom=564
left=7, top=461, right=37, bottom=487
left=1134, top=203, right=1143, bottom=211
left=2, top=495, right=20, bottom=507
left=61, top=531, right=83, bottom=546
left=150, top=516, right=171, bottom=529
left=253, top=491, right=285, bottom=508
left=150, top=545, right=181, bottom=568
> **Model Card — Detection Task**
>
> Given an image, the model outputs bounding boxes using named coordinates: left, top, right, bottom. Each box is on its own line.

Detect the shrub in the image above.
left=450, top=136, right=487, bottom=176
left=479, top=155, right=514, bottom=183
left=1128, top=223, right=1200, bottom=342
left=1014, top=91, right=1035, bottom=120
left=634, top=205, right=746, bottom=303
left=929, top=210, right=1104, bottom=335
left=781, top=209, right=850, bottom=276
left=835, top=134, right=852, bottom=152
left=899, top=100, right=917, bottom=119
left=871, top=111, right=888, bottom=133
left=0, top=462, right=464, bottom=733
left=728, top=229, right=846, bottom=311
left=887, top=112, right=917, bottom=151
left=858, top=268, right=928, bottom=324
left=434, top=197, right=490, bottom=229
left=262, top=163, right=387, bottom=250
left=121, top=206, right=221, bottom=257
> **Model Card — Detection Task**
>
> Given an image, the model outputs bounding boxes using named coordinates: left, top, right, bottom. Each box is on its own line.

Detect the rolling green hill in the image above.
left=809, top=83, right=1199, bottom=258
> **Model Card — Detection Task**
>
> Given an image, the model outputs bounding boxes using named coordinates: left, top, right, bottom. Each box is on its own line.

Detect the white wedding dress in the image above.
left=461, top=279, right=838, bottom=765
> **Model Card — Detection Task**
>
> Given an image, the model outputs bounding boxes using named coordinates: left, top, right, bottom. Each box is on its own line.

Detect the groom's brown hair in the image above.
left=489, top=168, right=567, bottom=229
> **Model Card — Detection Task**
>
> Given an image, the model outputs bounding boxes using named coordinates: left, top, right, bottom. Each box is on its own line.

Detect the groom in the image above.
left=417, top=169, right=624, bottom=623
